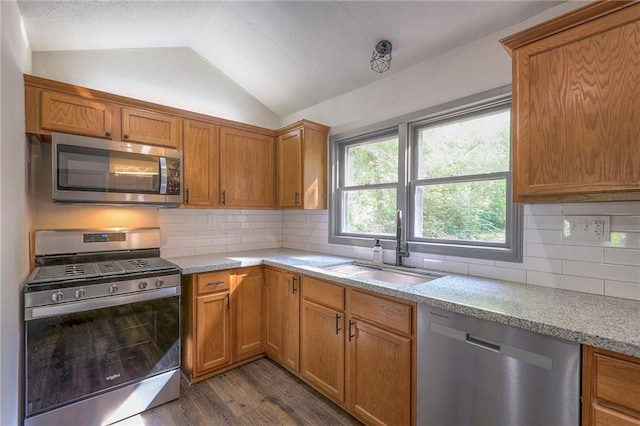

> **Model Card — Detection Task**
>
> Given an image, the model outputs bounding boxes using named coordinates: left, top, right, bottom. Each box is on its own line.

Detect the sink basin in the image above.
left=326, top=262, right=443, bottom=287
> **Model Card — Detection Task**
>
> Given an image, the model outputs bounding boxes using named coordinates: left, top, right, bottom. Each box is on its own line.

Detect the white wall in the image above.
left=0, top=0, right=31, bottom=423
left=280, top=1, right=640, bottom=301
left=32, top=47, right=282, bottom=129
left=281, top=2, right=582, bottom=133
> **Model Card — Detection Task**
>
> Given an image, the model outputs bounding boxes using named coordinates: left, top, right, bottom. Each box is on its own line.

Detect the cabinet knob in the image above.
left=123, top=134, right=130, bottom=139
left=105, top=131, right=112, bottom=137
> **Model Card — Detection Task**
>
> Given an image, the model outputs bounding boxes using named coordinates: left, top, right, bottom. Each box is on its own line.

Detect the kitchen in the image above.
left=2, top=0, right=640, bottom=425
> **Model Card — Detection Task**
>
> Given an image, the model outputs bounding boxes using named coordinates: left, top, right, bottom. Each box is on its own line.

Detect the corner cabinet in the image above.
left=264, top=268, right=300, bottom=372
left=582, top=345, right=640, bottom=425
left=500, top=2, right=640, bottom=203
left=219, top=126, right=275, bottom=208
left=231, top=267, right=265, bottom=363
left=276, top=120, right=329, bottom=209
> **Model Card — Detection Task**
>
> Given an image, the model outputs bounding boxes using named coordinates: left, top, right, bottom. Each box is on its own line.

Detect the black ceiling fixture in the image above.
left=370, top=39, right=393, bottom=73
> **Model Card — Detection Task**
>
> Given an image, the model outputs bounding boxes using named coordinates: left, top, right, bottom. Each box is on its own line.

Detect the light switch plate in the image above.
left=563, top=215, right=611, bottom=241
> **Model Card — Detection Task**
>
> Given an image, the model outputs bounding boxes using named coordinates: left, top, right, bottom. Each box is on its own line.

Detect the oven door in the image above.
left=52, top=132, right=182, bottom=205
left=24, top=289, right=180, bottom=418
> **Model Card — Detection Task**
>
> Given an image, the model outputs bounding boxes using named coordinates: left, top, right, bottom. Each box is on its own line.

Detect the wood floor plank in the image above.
left=113, top=358, right=362, bottom=425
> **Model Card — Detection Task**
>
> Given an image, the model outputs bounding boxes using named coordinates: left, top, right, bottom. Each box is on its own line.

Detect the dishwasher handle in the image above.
left=466, top=334, right=500, bottom=352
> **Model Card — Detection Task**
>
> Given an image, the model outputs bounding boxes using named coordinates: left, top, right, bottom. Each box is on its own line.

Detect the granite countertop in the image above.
left=168, top=248, right=640, bottom=358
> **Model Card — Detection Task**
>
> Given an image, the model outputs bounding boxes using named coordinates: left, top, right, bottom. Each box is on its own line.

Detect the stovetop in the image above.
left=28, top=257, right=178, bottom=285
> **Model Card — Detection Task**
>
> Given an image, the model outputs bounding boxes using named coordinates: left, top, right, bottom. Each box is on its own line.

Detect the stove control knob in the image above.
left=138, top=281, right=148, bottom=290
left=109, top=284, right=119, bottom=294
left=155, top=278, right=165, bottom=288
left=75, top=289, right=86, bottom=299
left=51, top=291, right=64, bottom=303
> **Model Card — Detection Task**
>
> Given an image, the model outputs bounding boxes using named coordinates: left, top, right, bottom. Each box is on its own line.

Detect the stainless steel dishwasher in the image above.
left=417, top=305, right=580, bottom=426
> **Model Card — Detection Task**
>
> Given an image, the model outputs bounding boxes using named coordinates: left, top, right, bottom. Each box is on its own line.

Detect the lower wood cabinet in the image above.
left=184, top=266, right=416, bottom=424
left=583, top=345, right=640, bottom=426
left=196, top=291, right=231, bottom=373
left=301, top=297, right=346, bottom=402
left=231, top=267, right=265, bottom=362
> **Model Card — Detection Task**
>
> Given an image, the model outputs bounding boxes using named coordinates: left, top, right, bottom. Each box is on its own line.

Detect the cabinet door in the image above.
left=219, top=127, right=275, bottom=208
left=347, top=319, right=411, bottom=426
left=40, top=91, right=113, bottom=138
left=282, top=273, right=300, bottom=372
left=265, top=269, right=284, bottom=362
left=276, top=128, right=303, bottom=208
left=195, top=291, right=230, bottom=375
left=300, top=299, right=345, bottom=402
left=231, top=269, right=264, bottom=362
left=507, top=4, right=640, bottom=202
left=121, top=107, right=180, bottom=148
left=183, top=120, right=219, bottom=206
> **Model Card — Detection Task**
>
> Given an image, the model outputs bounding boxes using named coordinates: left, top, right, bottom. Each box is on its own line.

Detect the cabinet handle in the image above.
left=348, top=320, right=355, bottom=342
left=185, top=188, right=189, bottom=204
left=335, top=314, right=342, bottom=335
left=105, top=131, right=111, bottom=137
left=221, top=190, right=226, bottom=205
left=295, top=192, right=300, bottom=206
left=123, top=133, right=130, bottom=139
left=291, top=276, right=298, bottom=293
left=207, top=280, right=225, bottom=286
left=226, top=294, right=230, bottom=310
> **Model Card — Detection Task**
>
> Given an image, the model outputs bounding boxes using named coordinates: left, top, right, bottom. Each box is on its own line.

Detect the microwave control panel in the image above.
left=166, top=159, right=181, bottom=195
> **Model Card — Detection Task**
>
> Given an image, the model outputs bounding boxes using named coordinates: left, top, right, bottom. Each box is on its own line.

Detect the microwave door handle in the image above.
left=159, top=157, right=168, bottom=195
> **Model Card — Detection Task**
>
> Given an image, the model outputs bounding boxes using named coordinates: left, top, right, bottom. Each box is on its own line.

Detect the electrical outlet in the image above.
left=563, top=216, right=611, bottom=241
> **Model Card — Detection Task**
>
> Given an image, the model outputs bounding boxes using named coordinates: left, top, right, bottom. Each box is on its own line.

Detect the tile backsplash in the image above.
left=159, top=209, right=283, bottom=258
left=282, top=202, right=640, bottom=301
left=160, top=202, right=640, bottom=301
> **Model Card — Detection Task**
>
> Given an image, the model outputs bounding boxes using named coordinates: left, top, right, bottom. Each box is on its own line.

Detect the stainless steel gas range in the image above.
left=23, top=228, right=181, bottom=426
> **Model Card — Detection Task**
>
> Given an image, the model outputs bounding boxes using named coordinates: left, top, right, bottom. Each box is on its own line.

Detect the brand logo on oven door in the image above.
left=106, top=373, right=121, bottom=381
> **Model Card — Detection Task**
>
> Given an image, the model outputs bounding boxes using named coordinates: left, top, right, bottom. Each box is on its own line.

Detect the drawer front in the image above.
left=595, top=353, right=640, bottom=413
left=350, top=290, right=412, bottom=335
left=196, top=271, right=230, bottom=295
left=593, top=403, right=640, bottom=426
left=302, top=277, right=344, bottom=311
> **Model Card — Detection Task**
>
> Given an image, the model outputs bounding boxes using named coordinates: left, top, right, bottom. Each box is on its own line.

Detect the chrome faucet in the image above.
left=395, top=209, right=410, bottom=266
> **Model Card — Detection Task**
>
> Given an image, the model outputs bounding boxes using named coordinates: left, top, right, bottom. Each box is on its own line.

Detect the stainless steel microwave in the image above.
left=52, top=133, right=182, bottom=206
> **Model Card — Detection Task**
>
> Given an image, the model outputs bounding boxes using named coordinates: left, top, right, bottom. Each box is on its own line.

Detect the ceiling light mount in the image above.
left=370, top=39, right=393, bottom=73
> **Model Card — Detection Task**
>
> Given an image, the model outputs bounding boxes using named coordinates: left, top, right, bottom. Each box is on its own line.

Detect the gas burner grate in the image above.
left=118, top=258, right=176, bottom=273
left=29, top=263, right=100, bottom=284
left=95, top=261, right=126, bottom=276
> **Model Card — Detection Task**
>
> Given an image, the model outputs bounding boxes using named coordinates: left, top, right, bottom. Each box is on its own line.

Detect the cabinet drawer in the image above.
left=595, top=353, right=640, bottom=413
left=302, top=277, right=344, bottom=311
left=593, top=404, right=640, bottom=426
left=350, top=290, right=412, bottom=335
left=196, top=271, right=230, bottom=295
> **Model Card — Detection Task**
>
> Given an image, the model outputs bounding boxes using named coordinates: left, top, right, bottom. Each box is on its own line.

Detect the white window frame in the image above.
left=329, top=86, right=523, bottom=262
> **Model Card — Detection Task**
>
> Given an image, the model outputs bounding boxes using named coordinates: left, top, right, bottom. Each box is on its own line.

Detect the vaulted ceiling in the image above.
left=18, top=1, right=563, bottom=117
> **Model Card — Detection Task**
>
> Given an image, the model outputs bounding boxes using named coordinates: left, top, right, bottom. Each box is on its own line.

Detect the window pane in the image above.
left=415, top=179, right=506, bottom=243
left=416, top=109, right=510, bottom=179
left=346, top=136, right=398, bottom=186
left=342, top=188, right=396, bottom=235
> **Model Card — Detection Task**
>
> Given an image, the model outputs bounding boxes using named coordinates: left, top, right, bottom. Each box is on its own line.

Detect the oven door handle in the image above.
left=25, top=286, right=181, bottom=320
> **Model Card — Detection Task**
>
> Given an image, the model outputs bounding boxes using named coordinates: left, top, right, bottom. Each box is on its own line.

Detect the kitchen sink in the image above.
left=326, top=262, right=443, bottom=287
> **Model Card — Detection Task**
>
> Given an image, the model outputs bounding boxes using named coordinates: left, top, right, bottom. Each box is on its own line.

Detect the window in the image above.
left=330, top=87, right=523, bottom=262
left=337, top=132, right=399, bottom=236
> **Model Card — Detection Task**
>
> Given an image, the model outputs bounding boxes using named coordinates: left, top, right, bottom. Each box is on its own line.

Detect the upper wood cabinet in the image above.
left=183, top=119, right=219, bottom=207
left=276, top=120, right=329, bottom=209
left=121, top=107, right=180, bottom=148
left=38, top=91, right=113, bottom=139
left=500, top=2, right=640, bottom=203
left=219, top=126, right=275, bottom=208
left=582, top=345, right=640, bottom=426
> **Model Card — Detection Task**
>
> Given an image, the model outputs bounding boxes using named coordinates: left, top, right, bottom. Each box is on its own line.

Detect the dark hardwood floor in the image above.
left=114, top=358, right=362, bottom=425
